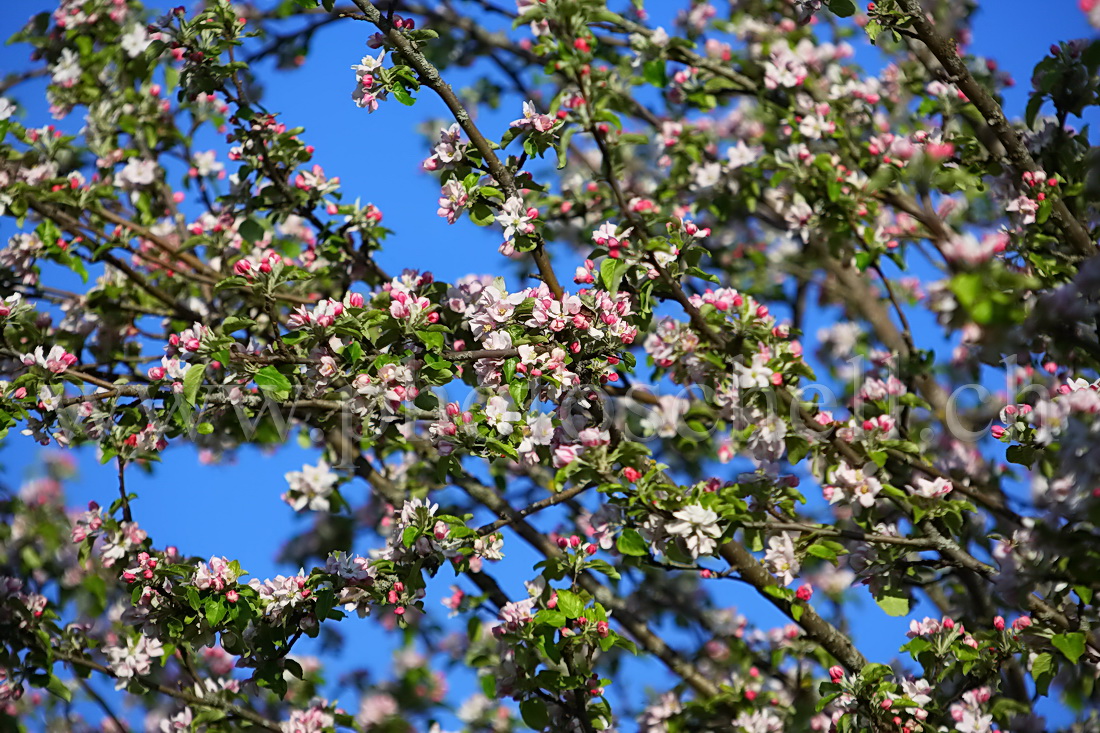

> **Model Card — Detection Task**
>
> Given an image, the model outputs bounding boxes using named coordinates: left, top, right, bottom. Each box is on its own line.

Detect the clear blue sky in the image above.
left=0, top=1, right=1095, bottom=729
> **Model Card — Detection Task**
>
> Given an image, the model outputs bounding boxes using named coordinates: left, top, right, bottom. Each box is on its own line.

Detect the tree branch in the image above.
left=895, top=0, right=1093, bottom=257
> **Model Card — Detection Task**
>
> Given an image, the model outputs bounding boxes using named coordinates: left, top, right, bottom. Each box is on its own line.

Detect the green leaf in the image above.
left=206, top=599, right=226, bottom=627
left=484, top=437, right=518, bottom=460
left=951, top=272, right=984, bottom=308
left=1053, top=632, right=1086, bottom=663
left=587, top=559, right=620, bottom=580
left=806, top=543, right=838, bottom=562
left=1005, top=445, right=1037, bottom=467
left=391, top=87, right=415, bottom=106
left=554, top=126, right=576, bottom=170
left=865, top=19, right=883, bottom=44
left=555, top=588, right=584, bottom=618
left=616, top=528, right=649, bottom=557
left=402, top=526, right=420, bottom=548
left=416, top=329, right=445, bottom=351
left=214, top=276, right=248, bottom=293
left=535, top=609, right=566, bottom=627
left=469, top=202, right=495, bottom=226
left=254, top=366, right=292, bottom=401
left=1031, top=652, right=1054, bottom=695
left=45, top=675, right=72, bottom=703
left=1025, top=94, right=1045, bottom=129
left=520, top=698, right=550, bottom=729
left=238, top=217, right=265, bottom=243
left=874, top=589, right=910, bottom=617
left=221, top=316, right=255, bottom=334
left=343, top=340, right=363, bottom=364
left=600, top=257, right=627, bottom=294
left=827, top=0, right=857, bottom=17
left=182, top=363, right=204, bottom=406
left=643, top=59, right=667, bottom=87
left=509, top=379, right=529, bottom=408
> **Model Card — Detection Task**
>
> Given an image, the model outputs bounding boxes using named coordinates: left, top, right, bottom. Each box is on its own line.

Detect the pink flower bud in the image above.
left=828, top=665, right=845, bottom=683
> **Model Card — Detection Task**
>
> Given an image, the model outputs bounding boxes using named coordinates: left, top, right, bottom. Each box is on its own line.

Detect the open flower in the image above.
left=666, top=505, right=722, bottom=558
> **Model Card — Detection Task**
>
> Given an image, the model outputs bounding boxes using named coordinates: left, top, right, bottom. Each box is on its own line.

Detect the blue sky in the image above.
left=0, top=0, right=1096, bottom=729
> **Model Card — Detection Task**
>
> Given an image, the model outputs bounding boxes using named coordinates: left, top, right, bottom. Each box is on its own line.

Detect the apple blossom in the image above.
left=0, top=1, right=1097, bottom=730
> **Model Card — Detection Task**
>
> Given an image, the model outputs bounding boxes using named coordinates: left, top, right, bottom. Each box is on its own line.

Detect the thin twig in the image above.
left=117, top=459, right=132, bottom=523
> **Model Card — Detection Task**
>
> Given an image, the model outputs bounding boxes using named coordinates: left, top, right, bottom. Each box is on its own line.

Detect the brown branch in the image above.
left=741, top=521, right=938, bottom=550
left=894, top=0, right=1093, bottom=257
left=475, top=481, right=593, bottom=536
left=117, top=459, right=131, bottom=523
left=718, top=541, right=868, bottom=671
left=56, top=650, right=281, bottom=732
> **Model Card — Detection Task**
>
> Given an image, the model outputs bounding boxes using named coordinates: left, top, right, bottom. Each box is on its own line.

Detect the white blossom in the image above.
left=282, top=460, right=339, bottom=512
left=666, top=505, right=722, bottom=558
left=117, top=158, right=157, bottom=188
left=764, top=532, right=800, bottom=586
left=120, top=25, right=152, bottom=58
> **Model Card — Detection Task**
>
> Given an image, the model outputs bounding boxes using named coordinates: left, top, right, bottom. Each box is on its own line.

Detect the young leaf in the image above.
left=254, top=366, right=292, bottom=401
left=616, top=528, right=649, bottom=557
left=182, top=363, right=205, bottom=406
left=1053, top=632, right=1086, bottom=664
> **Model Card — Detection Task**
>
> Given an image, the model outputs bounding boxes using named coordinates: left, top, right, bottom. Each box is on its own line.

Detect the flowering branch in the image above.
left=55, top=650, right=282, bottom=732
left=894, top=0, right=1094, bottom=256
left=349, top=0, right=565, bottom=299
